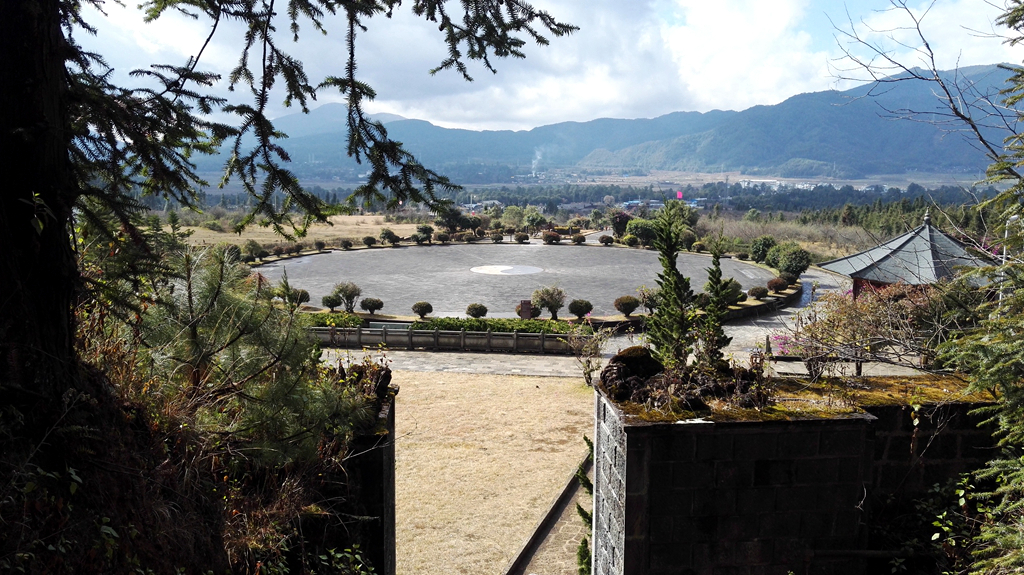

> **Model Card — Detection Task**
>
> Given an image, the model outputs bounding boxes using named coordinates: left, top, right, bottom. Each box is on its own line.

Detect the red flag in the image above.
left=676, top=190, right=683, bottom=199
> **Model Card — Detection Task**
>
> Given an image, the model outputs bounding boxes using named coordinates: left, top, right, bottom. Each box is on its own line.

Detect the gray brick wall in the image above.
left=594, top=392, right=627, bottom=575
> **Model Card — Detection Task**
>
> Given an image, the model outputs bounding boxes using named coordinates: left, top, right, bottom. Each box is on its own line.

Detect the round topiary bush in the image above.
left=735, top=252, right=749, bottom=260
left=614, top=295, right=641, bottom=317
left=691, top=241, right=706, bottom=253
left=568, top=299, right=593, bottom=319
left=599, top=235, right=614, bottom=246
left=435, top=232, right=450, bottom=244
left=314, top=240, right=326, bottom=251
left=622, top=234, right=639, bottom=247
left=767, top=277, right=789, bottom=293
left=360, top=297, right=384, bottom=314
left=340, top=239, right=354, bottom=250
left=362, top=236, right=377, bottom=247
left=466, top=303, right=488, bottom=318
left=412, top=301, right=433, bottom=319
left=679, top=229, right=697, bottom=251
left=779, top=272, right=798, bottom=285
left=571, top=234, right=586, bottom=245
left=464, top=233, right=479, bottom=243
left=272, top=245, right=285, bottom=256
left=542, top=231, right=561, bottom=244
left=747, top=286, right=769, bottom=300
left=490, top=233, right=504, bottom=243
left=321, top=294, right=342, bottom=312
left=514, top=233, right=530, bottom=244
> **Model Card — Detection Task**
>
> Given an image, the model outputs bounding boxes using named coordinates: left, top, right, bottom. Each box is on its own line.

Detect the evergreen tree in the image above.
left=695, top=251, right=732, bottom=368
left=646, top=201, right=695, bottom=369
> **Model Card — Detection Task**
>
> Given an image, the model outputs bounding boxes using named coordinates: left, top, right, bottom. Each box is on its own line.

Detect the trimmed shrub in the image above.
left=321, top=294, right=342, bottom=312
left=765, top=242, right=811, bottom=276
left=599, top=235, right=614, bottom=246
left=625, top=218, right=657, bottom=246
left=490, top=233, right=504, bottom=243
left=332, top=282, right=362, bottom=313
left=466, top=303, right=488, bottom=318
left=735, top=252, right=749, bottom=260
left=750, top=235, right=777, bottom=263
left=411, top=301, right=433, bottom=319
left=435, top=232, right=450, bottom=244
left=410, top=232, right=429, bottom=245
left=532, top=285, right=567, bottom=320
left=722, top=278, right=745, bottom=306
left=767, top=277, right=789, bottom=293
left=379, top=228, right=400, bottom=246
left=747, top=286, right=769, bottom=300
left=514, top=232, right=530, bottom=244
left=340, top=239, right=354, bottom=250
left=463, top=233, right=479, bottom=243
left=693, top=292, right=711, bottom=309
left=571, top=234, right=586, bottom=245
left=679, top=229, right=697, bottom=251
left=691, top=241, right=706, bottom=253
left=622, top=234, right=639, bottom=247
left=614, top=295, right=641, bottom=318
left=256, top=249, right=270, bottom=260
left=779, top=272, right=798, bottom=285
left=362, top=236, right=377, bottom=247
left=272, top=245, right=285, bottom=256
left=360, top=297, right=384, bottom=315
left=515, top=302, right=542, bottom=318
left=314, top=240, right=326, bottom=251
left=503, top=227, right=517, bottom=235
left=542, top=231, right=562, bottom=244
left=568, top=299, right=593, bottom=319
left=242, top=254, right=256, bottom=263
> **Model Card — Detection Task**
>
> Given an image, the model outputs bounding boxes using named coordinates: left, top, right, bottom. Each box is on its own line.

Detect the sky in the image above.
left=81, top=0, right=1021, bottom=131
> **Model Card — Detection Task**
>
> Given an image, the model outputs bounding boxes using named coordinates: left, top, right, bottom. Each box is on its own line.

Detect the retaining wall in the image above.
left=593, top=392, right=994, bottom=575
left=311, top=327, right=578, bottom=354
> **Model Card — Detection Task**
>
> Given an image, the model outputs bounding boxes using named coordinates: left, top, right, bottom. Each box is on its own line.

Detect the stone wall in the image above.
left=592, top=392, right=995, bottom=575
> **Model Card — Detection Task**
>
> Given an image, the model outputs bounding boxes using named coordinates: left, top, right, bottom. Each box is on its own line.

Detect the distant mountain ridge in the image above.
left=213, top=64, right=1012, bottom=180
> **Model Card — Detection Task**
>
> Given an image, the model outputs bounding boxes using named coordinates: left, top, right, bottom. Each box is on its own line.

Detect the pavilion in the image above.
left=819, top=212, right=993, bottom=297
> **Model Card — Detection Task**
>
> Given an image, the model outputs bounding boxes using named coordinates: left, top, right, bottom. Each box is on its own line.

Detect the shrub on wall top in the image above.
left=413, top=317, right=589, bottom=335
left=466, top=303, right=488, bottom=318
left=360, top=297, right=384, bottom=314
left=411, top=301, right=433, bottom=319
left=614, top=295, right=641, bottom=317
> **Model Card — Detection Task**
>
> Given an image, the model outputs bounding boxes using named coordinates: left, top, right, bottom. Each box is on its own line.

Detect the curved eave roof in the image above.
left=819, top=223, right=993, bottom=285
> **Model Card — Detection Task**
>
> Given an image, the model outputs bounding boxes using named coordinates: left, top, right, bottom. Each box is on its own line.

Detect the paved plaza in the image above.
left=259, top=242, right=778, bottom=318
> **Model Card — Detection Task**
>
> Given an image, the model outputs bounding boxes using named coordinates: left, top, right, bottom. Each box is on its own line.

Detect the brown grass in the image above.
left=182, top=215, right=421, bottom=246
left=390, top=370, right=593, bottom=575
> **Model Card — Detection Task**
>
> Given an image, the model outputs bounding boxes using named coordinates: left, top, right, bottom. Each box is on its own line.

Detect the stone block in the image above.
left=777, top=431, right=819, bottom=458
left=819, top=429, right=863, bottom=456
left=625, top=494, right=649, bottom=537
left=650, top=515, right=673, bottom=544
left=771, top=538, right=809, bottom=563
left=674, top=515, right=718, bottom=543
left=959, top=432, right=995, bottom=460
left=719, top=515, right=761, bottom=540
left=793, top=458, right=839, bottom=485
left=836, top=457, right=863, bottom=481
left=753, top=459, right=794, bottom=487
left=650, top=490, right=693, bottom=516
left=716, top=460, right=755, bottom=488
left=650, top=461, right=673, bottom=493
left=800, top=512, right=836, bottom=537
left=736, top=487, right=776, bottom=515
left=886, top=434, right=912, bottom=460
left=650, top=542, right=690, bottom=570
left=759, top=512, right=801, bottom=538
left=734, top=433, right=778, bottom=460
left=692, top=489, right=736, bottom=516
left=675, top=461, right=716, bottom=489
left=736, top=540, right=773, bottom=564
left=697, top=433, right=734, bottom=460
left=775, top=486, right=819, bottom=511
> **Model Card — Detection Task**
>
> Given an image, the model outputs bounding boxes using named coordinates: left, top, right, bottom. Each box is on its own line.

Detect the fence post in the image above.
left=540, top=332, right=546, bottom=354
left=408, top=328, right=414, bottom=350
left=513, top=331, right=518, bottom=353
left=460, top=328, right=466, bottom=351
left=356, top=327, right=362, bottom=348
left=434, top=328, right=439, bottom=351
left=487, top=329, right=492, bottom=352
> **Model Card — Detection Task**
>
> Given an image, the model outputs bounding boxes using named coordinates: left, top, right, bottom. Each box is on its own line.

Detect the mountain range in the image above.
left=202, top=64, right=1013, bottom=181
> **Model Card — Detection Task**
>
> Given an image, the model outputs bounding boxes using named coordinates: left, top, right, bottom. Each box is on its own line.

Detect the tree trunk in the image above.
left=0, top=0, right=79, bottom=403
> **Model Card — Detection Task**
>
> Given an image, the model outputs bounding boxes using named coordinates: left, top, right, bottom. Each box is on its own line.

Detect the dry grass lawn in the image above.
left=390, top=370, right=593, bottom=575
left=183, top=215, right=421, bottom=246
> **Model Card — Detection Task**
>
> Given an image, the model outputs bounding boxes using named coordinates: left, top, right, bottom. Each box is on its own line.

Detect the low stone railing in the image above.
left=310, top=326, right=582, bottom=355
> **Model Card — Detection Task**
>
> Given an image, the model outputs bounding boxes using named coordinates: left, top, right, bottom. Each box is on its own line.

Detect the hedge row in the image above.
left=412, top=317, right=591, bottom=334
left=302, top=312, right=364, bottom=328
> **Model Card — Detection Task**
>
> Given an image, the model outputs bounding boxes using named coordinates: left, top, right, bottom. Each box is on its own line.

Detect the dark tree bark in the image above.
left=0, top=0, right=79, bottom=402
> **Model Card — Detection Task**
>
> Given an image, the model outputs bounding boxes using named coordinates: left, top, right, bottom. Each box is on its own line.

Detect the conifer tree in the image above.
left=646, top=201, right=695, bottom=369
left=695, top=250, right=732, bottom=368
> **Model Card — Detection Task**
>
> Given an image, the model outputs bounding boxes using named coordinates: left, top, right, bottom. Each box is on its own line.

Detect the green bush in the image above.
left=568, top=299, right=593, bottom=319
left=256, top=249, right=270, bottom=260
left=514, top=232, right=530, bottom=244
left=622, top=234, right=639, bottom=247
left=314, top=240, right=326, bottom=251
left=765, top=242, right=811, bottom=276
left=747, top=286, right=769, bottom=300
left=303, top=312, right=363, bottom=328
left=321, top=294, right=342, bottom=312
left=332, top=282, right=362, bottom=313
left=750, top=235, right=777, bottom=263
left=435, top=232, right=450, bottom=244
left=490, top=233, right=504, bottom=243
left=614, top=295, right=641, bottom=317
left=624, top=218, right=656, bottom=246
left=360, top=298, right=384, bottom=314
left=779, top=272, right=798, bottom=285
left=691, top=241, right=706, bottom=253
left=571, top=234, right=586, bottom=245
left=410, top=232, right=430, bottom=245
left=722, top=278, right=745, bottom=306
left=679, top=229, right=697, bottom=250
left=272, top=245, right=285, bottom=256
left=411, top=301, right=433, bottom=319
left=362, top=236, right=377, bottom=247
left=463, top=233, right=479, bottom=243
left=599, top=235, right=614, bottom=246
left=735, top=252, right=749, bottom=260
left=466, top=303, right=488, bottom=318
left=414, top=317, right=587, bottom=334
left=542, top=231, right=562, bottom=244
left=379, top=228, right=400, bottom=246
left=340, top=239, right=354, bottom=250
left=767, top=277, right=789, bottom=293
